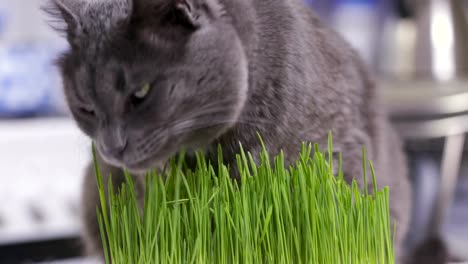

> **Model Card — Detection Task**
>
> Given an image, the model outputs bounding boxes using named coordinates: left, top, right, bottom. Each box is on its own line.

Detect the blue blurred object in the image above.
left=335, top=0, right=377, bottom=4
left=304, top=0, right=334, bottom=21
left=330, top=0, right=383, bottom=67
left=305, top=0, right=393, bottom=70
left=0, top=41, right=67, bottom=117
left=0, top=1, right=68, bottom=118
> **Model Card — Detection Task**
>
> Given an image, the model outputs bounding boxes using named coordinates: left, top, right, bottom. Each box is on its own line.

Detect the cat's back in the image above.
left=220, top=0, right=354, bottom=58
left=219, top=0, right=375, bottom=148
left=221, top=0, right=366, bottom=96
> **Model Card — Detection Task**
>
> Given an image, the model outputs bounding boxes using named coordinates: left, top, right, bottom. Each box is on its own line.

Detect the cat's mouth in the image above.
left=123, top=156, right=163, bottom=174
left=122, top=146, right=177, bottom=174
left=99, top=127, right=218, bottom=173
left=96, top=145, right=165, bottom=173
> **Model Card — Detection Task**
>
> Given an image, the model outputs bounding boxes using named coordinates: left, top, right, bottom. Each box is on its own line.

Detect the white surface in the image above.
left=0, top=118, right=90, bottom=244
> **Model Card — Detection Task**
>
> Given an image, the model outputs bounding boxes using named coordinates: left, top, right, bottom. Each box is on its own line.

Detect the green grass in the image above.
left=95, top=135, right=395, bottom=264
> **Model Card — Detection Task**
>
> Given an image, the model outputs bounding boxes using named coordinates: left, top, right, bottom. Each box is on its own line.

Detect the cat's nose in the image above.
left=99, top=128, right=128, bottom=158
left=101, top=137, right=128, bottom=157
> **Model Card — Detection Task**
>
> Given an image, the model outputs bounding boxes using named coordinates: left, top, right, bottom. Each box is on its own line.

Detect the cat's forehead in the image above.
left=72, top=55, right=155, bottom=96
left=72, top=0, right=132, bottom=38
left=69, top=58, right=119, bottom=96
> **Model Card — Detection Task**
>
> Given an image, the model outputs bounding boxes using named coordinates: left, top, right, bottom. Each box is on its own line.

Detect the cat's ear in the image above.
left=135, top=0, right=224, bottom=29
left=45, top=0, right=134, bottom=47
left=44, top=0, right=85, bottom=47
left=171, top=0, right=205, bottom=28
left=172, top=0, right=224, bottom=28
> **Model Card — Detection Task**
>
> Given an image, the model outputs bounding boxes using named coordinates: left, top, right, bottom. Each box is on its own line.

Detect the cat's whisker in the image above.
left=171, top=104, right=276, bottom=127
left=165, top=111, right=277, bottom=138
left=169, top=118, right=264, bottom=137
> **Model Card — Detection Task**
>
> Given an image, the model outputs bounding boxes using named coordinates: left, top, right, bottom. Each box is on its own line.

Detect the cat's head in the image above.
left=46, top=0, right=248, bottom=172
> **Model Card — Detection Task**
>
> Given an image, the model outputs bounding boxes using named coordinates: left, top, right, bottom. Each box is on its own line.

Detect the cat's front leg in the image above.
left=80, top=156, right=144, bottom=259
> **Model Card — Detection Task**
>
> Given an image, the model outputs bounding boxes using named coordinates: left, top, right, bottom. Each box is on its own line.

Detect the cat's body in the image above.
left=48, top=0, right=411, bottom=262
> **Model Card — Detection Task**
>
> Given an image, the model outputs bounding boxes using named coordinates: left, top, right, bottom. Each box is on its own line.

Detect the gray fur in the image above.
left=47, top=0, right=412, bottom=262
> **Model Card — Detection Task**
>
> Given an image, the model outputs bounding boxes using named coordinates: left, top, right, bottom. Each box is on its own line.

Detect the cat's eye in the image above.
left=134, top=83, right=152, bottom=100
left=130, top=83, right=152, bottom=107
left=78, top=105, right=95, bottom=117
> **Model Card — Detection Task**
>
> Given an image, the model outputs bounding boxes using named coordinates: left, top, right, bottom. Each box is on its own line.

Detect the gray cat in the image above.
left=46, top=0, right=412, bottom=262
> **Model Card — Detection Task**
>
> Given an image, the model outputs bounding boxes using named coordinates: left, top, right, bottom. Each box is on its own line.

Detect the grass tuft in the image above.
left=95, top=136, right=395, bottom=264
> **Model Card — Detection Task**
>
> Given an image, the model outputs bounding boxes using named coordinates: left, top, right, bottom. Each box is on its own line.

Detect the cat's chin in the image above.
left=98, top=152, right=162, bottom=174
left=122, top=155, right=169, bottom=174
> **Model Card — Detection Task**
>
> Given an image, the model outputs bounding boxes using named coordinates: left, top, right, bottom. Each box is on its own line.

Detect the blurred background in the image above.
left=0, top=0, right=467, bottom=263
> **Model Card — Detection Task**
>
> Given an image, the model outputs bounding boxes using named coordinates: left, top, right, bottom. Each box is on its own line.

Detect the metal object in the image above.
left=430, top=133, right=465, bottom=234
left=383, top=0, right=468, bottom=257
left=383, top=79, right=468, bottom=140
left=413, top=0, right=468, bottom=80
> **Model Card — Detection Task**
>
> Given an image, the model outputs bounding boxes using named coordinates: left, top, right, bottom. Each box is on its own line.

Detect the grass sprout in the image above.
left=95, top=135, right=395, bottom=264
